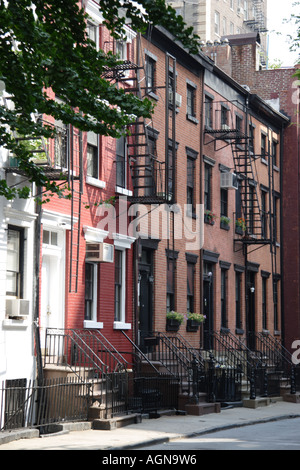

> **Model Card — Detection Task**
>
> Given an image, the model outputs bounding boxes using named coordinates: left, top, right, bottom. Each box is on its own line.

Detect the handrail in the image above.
left=253, top=332, right=293, bottom=374
left=72, top=329, right=128, bottom=373
left=165, top=331, right=205, bottom=368
left=155, top=331, right=190, bottom=381
left=121, top=330, right=161, bottom=375
left=44, top=328, right=110, bottom=379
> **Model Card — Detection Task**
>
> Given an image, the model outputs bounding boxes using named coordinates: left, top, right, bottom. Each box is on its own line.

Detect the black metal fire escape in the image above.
left=102, top=33, right=175, bottom=206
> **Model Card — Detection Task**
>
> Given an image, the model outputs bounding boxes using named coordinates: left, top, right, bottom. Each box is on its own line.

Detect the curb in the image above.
left=111, top=413, right=300, bottom=450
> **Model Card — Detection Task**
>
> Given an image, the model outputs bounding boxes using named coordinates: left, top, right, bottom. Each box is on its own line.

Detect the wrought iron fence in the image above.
left=0, top=377, right=93, bottom=433
left=128, top=374, right=180, bottom=414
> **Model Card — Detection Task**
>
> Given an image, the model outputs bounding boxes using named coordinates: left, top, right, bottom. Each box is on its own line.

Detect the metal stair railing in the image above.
left=250, top=332, right=298, bottom=394
left=211, top=330, right=267, bottom=399
left=165, top=331, right=206, bottom=369
left=121, top=330, right=160, bottom=376
left=44, top=328, right=109, bottom=380
left=71, top=329, right=128, bottom=373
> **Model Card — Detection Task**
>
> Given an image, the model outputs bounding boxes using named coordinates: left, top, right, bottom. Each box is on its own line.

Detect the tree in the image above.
left=0, top=0, right=200, bottom=201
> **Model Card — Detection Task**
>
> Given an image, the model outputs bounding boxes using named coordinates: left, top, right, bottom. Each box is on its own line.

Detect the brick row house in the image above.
left=0, top=1, right=297, bottom=432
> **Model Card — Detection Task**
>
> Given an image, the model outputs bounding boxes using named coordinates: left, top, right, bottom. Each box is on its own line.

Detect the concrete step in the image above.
left=92, top=413, right=142, bottom=430
left=184, top=401, right=221, bottom=416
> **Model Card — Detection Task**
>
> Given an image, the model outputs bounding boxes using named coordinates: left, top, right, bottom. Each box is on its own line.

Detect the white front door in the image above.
left=40, top=228, right=65, bottom=354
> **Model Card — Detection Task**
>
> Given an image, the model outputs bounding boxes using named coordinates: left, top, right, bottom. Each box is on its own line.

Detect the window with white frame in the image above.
left=87, top=131, right=98, bottom=179
left=85, top=262, right=98, bottom=323
left=114, top=249, right=124, bottom=323
left=6, top=226, right=24, bottom=298
left=112, top=233, right=135, bottom=329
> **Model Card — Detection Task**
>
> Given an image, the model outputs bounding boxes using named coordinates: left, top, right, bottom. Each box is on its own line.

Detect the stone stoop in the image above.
left=178, top=392, right=221, bottom=416
left=92, top=413, right=142, bottom=430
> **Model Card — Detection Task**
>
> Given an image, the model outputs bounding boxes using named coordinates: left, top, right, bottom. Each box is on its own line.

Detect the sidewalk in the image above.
left=1, top=400, right=300, bottom=450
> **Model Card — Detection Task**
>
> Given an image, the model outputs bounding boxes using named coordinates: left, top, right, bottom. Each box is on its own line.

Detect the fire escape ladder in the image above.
left=231, top=143, right=264, bottom=241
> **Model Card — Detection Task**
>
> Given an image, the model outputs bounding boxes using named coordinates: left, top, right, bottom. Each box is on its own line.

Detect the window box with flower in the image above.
left=166, top=311, right=184, bottom=331
left=186, top=312, right=206, bottom=332
left=204, top=210, right=216, bottom=225
left=235, top=217, right=246, bottom=235
left=220, top=216, right=230, bottom=231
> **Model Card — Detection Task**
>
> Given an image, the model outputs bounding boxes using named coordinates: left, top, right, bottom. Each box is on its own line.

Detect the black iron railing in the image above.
left=0, top=377, right=93, bottom=432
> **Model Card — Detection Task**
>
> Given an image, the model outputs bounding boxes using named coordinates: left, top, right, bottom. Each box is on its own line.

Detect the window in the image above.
left=220, top=188, right=228, bottom=217
left=221, top=105, right=228, bottom=128
left=116, top=135, right=126, bottom=188
left=166, top=256, right=176, bottom=312
left=221, top=269, right=227, bottom=328
left=187, top=85, right=196, bottom=118
left=187, top=157, right=195, bottom=210
left=272, top=140, right=278, bottom=167
left=261, top=133, right=267, bottom=161
left=167, top=142, right=176, bottom=200
left=235, top=115, right=243, bottom=138
left=114, top=249, right=124, bottom=322
left=249, top=124, right=255, bottom=153
left=261, top=189, right=268, bottom=238
left=248, top=185, right=255, bottom=234
left=262, top=276, right=267, bottom=330
left=187, top=263, right=195, bottom=313
left=222, top=17, right=227, bottom=35
left=235, top=179, right=242, bottom=221
left=204, top=164, right=212, bottom=211
left=205, top=96, right=213, bottom=129
left=43, top=229, right=58, bottom=246
left=273, top=279, right=279, bottom=331
left=87, top=131, right=98, bottom=178
left=214, top=11, right=220, bottom=35
left=145, top=55, right=156, bottom=95
left=86, top=21, right=98, bottom=50
left=235, top=271, right=242, bottom=330
left=85, top=263, right=97, bottom=321
left=273, top=195, right=280, bottom=242
left=6, top=227, right=24, bottom=298
left=116, top=41, right=127, bottom=61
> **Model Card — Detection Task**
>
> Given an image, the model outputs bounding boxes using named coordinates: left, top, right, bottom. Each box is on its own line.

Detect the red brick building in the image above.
left=202, top=32, right=300, bottom=353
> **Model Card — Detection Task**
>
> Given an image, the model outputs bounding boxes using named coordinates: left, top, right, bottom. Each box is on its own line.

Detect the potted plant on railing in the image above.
left=235, top=217, right=246, bottom=235
left=220, top=216, right=230, bottom=230
left=166, top=311, right=184, bottom=332
left=186, top=312, right=206, bottom=332
left=204, top=209, right=217, bottom=225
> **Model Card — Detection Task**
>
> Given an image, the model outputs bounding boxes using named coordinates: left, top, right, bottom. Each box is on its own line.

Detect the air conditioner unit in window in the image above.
left=6, top=299, right=30, bottom=317
left=169, top=91, right=182, bottom=107
left=220, top=172, right=238, bottom=190
left=86, top=242, right=114, bottom=263
left=222, top=124, right=231, bottom=130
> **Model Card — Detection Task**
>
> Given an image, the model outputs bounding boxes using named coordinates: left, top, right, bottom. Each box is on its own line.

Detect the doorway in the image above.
left=203, top=263, right=214, bottom=350
left=138, top=248, right=154, bottom=350
left=40, top=228, right=65, bottom=355
left=247, top=270, right=256, bottom=350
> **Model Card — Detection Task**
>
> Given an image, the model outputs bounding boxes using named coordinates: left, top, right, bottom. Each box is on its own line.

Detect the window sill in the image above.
left=115, top=186, right=133, bottom=197
left=113, top=321, right=131, bottom=330
left=2, top=318, right=29, bottom=329
left=83, top=320, right=103, bottom=329
left=186, top=114, right=199, bottom=124
left=86, top=176, right=106, bottom=189
left=147, top=91, right=159, bottom=101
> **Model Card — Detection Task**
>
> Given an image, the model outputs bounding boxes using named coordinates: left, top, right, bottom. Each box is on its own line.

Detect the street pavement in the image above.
left=1, top=399, right=300, bottom=450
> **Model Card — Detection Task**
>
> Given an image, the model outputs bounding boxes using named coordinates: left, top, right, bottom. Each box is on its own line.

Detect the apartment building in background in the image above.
left=201, top=32, right=300, bottom=354
left=166, top=0, right=268, bottom=64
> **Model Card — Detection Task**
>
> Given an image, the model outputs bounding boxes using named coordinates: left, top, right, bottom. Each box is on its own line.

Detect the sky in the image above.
left=266, top=0, right=299, bottom=67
